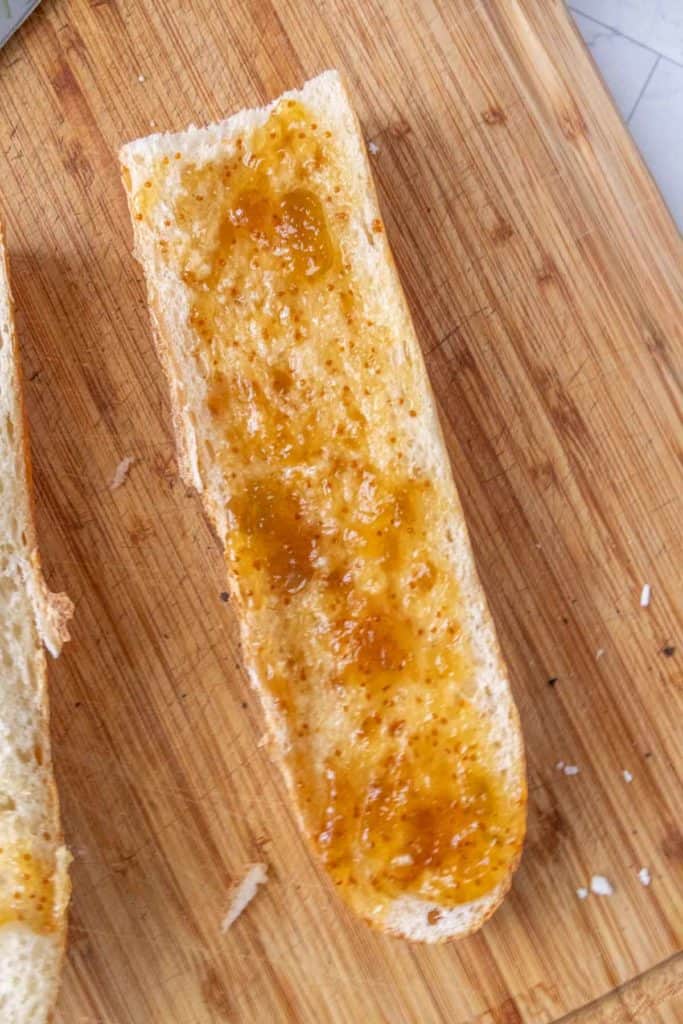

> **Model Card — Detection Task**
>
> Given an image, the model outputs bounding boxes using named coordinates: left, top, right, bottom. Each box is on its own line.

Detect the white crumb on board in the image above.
left=576, top=886, right=588, bottom=900
left=638, top=867, right=651, bottom=886
left=110, top=455, right=135, bottom=491
left=590, top=875, right=614, bottom=896
left=596, top=648, right=605, bottom=658
left=640, top=583, right=651, bottom=607
left=563, top=764, right=580, bottom=776
left=622, top=769, right=633, bottom=783
left=367, top=140, right=380, bottom=154
left=221, top=863, right=268, bottom=932
left=555, top=760, right=565, bottom=770
left=138, top=73, right=146, bottom=83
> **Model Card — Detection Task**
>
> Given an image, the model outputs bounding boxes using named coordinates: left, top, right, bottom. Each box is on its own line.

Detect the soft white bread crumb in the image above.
left=221, top=863, right=268, bottom=932
left=590, top=875, right=614, bottom=896
left=109, top=455, right=135, bottom=491
left=0, top=228, right=72, bottom=1022
left=120, top=70, right=526, bottom=943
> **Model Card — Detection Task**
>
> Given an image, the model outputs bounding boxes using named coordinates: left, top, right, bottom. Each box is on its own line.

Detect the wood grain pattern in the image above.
left=0, top=0, right=681, bottom=1021
left=560, top=954, right=682, bottom=1024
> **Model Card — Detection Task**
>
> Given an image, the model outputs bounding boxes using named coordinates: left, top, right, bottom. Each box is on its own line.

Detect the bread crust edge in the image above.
left=0, top=223, right=72, bottom=1015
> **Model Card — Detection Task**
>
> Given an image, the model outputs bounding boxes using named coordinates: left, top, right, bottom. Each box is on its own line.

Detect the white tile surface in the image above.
left=629, top=58, right=683, bottom=228
left=0, top=0, right=41, bottom=48
left=572, top=10, right=658, bottom=118
left=571, top=0, right=683, bottom=65
left=569, top=2, right=683, bottom=229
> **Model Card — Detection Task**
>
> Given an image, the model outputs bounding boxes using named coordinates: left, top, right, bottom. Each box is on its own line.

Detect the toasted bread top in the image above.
left=121, top=70, right=526, bottom=942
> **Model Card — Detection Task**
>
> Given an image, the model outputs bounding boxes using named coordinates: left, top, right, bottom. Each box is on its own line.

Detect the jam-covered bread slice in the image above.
left=0, top=227, right=72, bottom=1020
left=120, top=70, right=526, bottom=942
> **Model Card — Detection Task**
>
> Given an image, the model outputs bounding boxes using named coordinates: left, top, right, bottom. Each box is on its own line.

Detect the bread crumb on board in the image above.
left=367, top=140, right=380, bottom=155
left=221, top=863, right=268, bottom=932
left=640, top=583, right=651, bottom=607
left=590, top=875, right=614, bottom=896
left=110, top=455, right=135, bottom=491
left=576, top=886, right=588, bottom=900
left=622, top=769, right=633, bottom=783
left=638, top=867, right=651, bottom=886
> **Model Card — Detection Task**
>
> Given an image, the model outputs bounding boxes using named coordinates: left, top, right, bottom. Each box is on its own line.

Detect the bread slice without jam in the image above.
left=120, top=70, right=526, bottom=942
left=0, top=226, right=72, bottom=1019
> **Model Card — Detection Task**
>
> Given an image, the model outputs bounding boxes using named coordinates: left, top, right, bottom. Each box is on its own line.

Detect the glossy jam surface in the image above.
left=135, top=101, right=524, bottom=912
left=0, top=843, right=56, bottom=934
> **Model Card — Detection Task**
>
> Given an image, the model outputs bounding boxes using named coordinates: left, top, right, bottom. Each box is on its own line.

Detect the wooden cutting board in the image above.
left=1, top=1, right=681, bottom=1021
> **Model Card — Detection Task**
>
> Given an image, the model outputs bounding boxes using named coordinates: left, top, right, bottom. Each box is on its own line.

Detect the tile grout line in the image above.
left=626, top=54, right=661, bottom=124
left=568, top=5, right=683, bottom=69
